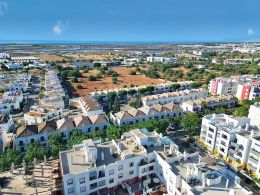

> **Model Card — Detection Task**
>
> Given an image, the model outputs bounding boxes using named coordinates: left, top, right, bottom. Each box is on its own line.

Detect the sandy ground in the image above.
left=0, top=160, right=61, bottom=195
left=67, top=67, right=165, bottom=96
left=37, top=54, right=69, bottom=62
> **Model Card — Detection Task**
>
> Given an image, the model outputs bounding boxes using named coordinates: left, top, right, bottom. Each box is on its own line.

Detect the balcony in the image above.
left=248, top=156, right=259, bottom=165
left=139, top=159, right=155, bottom=166
left=250, top=148, right=260, bottom=156
left=229, top=148, right=237, bottom=155
left=248, top=164, right=257, bottom=172
left=230, top=142, right=239, bottom=148
left=201, top=131, right=206, bottom=137
left=220, top=141, right=226, bottom=147
left=228, top=155, right=237, bottom=162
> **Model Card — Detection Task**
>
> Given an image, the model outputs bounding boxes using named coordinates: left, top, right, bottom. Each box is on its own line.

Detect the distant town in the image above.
left=0, top=42, right=260, bottom=195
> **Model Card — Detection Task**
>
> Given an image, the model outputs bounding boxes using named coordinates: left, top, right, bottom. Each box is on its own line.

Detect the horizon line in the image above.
left=0, top=39, right=260, bottom=45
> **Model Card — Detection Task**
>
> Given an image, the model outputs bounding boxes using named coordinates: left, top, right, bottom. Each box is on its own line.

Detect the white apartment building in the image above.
left=15, top=114, right=109, bottom=152
left=123, top=58, right=140, bottom=64
left=8, top=74, right=31, bottom=92
left=142, top=88, right=208, bottom=106
left=110, top=103, right=183, bottom=126
left=60, top=128, right=250, bottom=195
left=192, top=50, right=214, bottom=56
left=0, top=53, right=10, bottom=59
left=181, top=95, right=236, bottom=113
left=209, top=77, right=239, bottom=95
left=248, top=102, right=260, bottom=129
left=247, top=135, right=260, bottom=179
left=10, top=56, right=39, bottom=63
left=200, top=114, right=259, bottom=170
left=24, top=105, right=63, bottom=125
left=146, top=56, right=177, bottom=63
left=0, top=91, right=24, bottom=115
left=248, top=87, right=260, bottom=100
left=4, top=63, right=23, bottom=69
left=216, top=81, right=238, bottom=95
left=0, top=97, right=20, bottom=114
left=79, top=95, right=104, bottom=116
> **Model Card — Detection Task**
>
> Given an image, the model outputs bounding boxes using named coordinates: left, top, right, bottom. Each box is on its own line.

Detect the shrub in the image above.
left=129, top=70, right=136, bottom=75
left=88, top=75, right=96, bottom=81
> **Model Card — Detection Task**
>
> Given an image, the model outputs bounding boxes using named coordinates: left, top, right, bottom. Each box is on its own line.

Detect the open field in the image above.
left=36, top=54, right=69, bottom=62
left=64, top=53, right=114, bottom=61
left=0, top=160, right=61, bottom=195
left=66, top=67, right=165, bottom=96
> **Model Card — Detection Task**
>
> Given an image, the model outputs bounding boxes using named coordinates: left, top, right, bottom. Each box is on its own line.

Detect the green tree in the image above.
left=129, top=96, right=143, bottom=108
left=24, top=142, right=47, bottom=164
left=67, top=129, right=88, bottom=149
left=94, top=63, right=101, bottom=68
left=129, top=70, right=136, bottom=75
left=71, top=77, right=78, bottom=83
left=88, top=75, right=96, bottom=81
left=113, top=96, right=120, bottom=112
left=171, top=84, right=181, bottom=91
left=0, top=88, right=5, bottom=93
left=191, top=82, right=202, bottom=89
left=92, top=130, right=106, bottom=140
left=48, top=134, right=66, bottom=158
left=96, top=72, right=102, bottom=78
left=76, top=84, right=83, bottom=89
left=69, top=70, right=80, bottom=77
left=112, top=76, right=117, bottom=84
left=0, top=149, right=21, bottom=172
left=106, top=126, right=125, bottom=140
left=38, top=92, right=44, bottom=99
left=180, top=113, right=201, bottom=135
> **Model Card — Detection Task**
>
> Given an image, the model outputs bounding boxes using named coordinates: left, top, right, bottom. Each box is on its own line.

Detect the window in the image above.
left=90, top=183, right=97, bottom=189
left=109, top=170, right=114, bottom=176
left=118, top=173, right=123, bottom=178
left=19, top=140, right=24, bottom=146
left=40, top=136, right=45, bottom=141
left=79, top=177, right=85, bottom=184
left=129, top=170, right=134, bottom=175
left=21, top=147, right=24, bottom=152
left=68, top=188, right=74, bottom=193
left=118, top=165, right=123, bottom=170
left=80, top=187, right=86, bottom=192
left=109, top=178, right=114, bottom=184
left=222, top=134, right=228, bottom=139
left=67, top=179, right=73, bottom=185
left=129, top=162, right=134, bottom=167
left=99, top=180, right=106, bottom=187
left=31, top=138, right=34, bottom=143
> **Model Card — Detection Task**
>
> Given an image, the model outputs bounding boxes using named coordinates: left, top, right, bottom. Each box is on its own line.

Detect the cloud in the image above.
left=53, top=20, right=69, bottom=35
left=248, top=27, right=255, bottom=35
left=0, top=1, right=8, bottom=15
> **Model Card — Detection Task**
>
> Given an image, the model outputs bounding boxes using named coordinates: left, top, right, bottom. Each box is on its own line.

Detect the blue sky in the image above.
left=0, top=0, right=259, bottom=42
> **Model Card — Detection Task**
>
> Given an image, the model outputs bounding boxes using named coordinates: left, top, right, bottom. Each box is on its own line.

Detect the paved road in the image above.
left=23, top=75, right=40, bottom=113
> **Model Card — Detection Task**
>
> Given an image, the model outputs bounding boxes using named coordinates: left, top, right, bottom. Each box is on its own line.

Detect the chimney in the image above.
left=71, top=155, right=74, bottom=164
left=245, top=123, right=249, bottom=131
left=250, top=130, right=254, bottom=138
left=226, top=178, right=229, bottom=188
